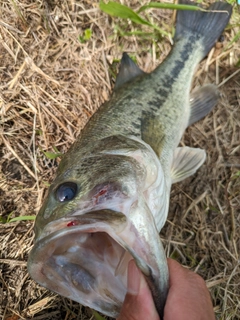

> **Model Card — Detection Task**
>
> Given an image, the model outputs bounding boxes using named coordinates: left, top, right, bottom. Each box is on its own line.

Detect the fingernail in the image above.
left=127, top=259, right=141, bottom=295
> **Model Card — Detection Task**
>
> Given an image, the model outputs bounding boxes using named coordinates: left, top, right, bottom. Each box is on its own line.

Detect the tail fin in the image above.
left=175, top=0, right=232, bottom=57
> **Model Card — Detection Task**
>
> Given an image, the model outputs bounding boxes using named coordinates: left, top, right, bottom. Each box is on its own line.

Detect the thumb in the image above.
left=117, top=260, right=160, bottom=320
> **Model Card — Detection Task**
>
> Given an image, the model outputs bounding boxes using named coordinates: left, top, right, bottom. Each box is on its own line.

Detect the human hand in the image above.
left=117, top=258, right=215, bottom=320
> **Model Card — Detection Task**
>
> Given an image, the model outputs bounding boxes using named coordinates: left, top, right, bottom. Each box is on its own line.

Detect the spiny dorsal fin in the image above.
left=114, top=53, right=145, bottom=90
left=188, top=84, right=220, bottom=127
left=171, top=147, right=206, bottom=183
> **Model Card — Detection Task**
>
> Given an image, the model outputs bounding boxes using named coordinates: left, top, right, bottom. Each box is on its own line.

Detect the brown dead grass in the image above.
left=0, top=0, right=239, bottom=319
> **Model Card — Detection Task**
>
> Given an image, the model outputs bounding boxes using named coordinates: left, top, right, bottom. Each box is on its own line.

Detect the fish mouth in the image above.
left=28, top=210, right=150, bottom=318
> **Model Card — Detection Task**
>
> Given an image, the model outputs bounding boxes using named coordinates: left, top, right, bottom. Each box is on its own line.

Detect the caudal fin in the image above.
left=175, top=0, right=232, bottom=58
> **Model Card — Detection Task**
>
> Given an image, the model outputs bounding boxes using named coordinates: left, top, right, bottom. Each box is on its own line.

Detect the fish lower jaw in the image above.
left=28, top=218, right=140, bottom=317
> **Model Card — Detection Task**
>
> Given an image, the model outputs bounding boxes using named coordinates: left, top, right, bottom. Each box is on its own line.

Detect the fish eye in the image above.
left=56, top=182, right=78, bottom=202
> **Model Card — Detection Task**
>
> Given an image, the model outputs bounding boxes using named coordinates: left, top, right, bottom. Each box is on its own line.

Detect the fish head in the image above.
left=34, top=151, right=143, bottom=235
left=28, top=135, right=169, bottom=317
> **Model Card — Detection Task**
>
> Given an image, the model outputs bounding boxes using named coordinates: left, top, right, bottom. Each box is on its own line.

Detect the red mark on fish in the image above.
left=67, top=221, right=78, bottom=227
left=93, top=186, right=108, bottom=204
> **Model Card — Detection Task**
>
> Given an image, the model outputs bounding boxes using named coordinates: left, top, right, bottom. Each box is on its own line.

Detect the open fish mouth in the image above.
left=28, top=210, right=151, bottom=317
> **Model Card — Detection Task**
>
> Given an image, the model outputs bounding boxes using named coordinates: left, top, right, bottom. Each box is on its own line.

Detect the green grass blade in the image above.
left=9, top=216, right=36, bottom=223
left=52, top=146, right=61, bottom=153
left=10, top=0, right=28, bottom=28
left=44, top=151, right=63, bottom=159
left=138, top=2, right=206, bottom=13
left=224, top=29, right=240, bottom=51
left=0, top=211, right=15, bottom=224
left=99, top=1, right=169, bottom=36
left=79, top=28, right=92, bottom=43
left=99, top=1, right=153, bottom=27
left=115, top=25, right=157, bottom=38
left=92, top=310, right=105, bottom=320
left=39, top=146, right=63, bottom=159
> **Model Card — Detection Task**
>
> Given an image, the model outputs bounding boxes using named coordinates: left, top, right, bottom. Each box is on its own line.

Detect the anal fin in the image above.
left=171, top=147, right=206, bottom=184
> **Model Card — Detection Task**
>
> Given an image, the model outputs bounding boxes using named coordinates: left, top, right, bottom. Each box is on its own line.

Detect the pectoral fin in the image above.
left=171, top=147, right=206, bottom=183
left=188, top=84, right=219, bottom=126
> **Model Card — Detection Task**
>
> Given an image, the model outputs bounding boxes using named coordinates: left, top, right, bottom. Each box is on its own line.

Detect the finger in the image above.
left=117, top=260, right=160, bottom=320
left=164, top=259, right=215, bottom=320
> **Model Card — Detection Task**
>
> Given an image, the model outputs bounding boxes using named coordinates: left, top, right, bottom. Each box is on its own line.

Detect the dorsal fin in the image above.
left=114, top=53, right=145, bottom=90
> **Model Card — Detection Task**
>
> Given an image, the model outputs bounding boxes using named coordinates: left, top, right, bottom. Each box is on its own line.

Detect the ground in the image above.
left=0, top=0, right=239, bottom=319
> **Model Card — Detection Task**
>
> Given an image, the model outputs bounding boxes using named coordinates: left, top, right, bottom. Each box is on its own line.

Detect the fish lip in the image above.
left=34, top=208, right=129, bottom=242
left=28, top=211, right=140, bottom=317
left=29, top=207, right=168, bottom=318
left=31, top=208, right=151, bottom=276
left=29, top=210, right=130, bottom=264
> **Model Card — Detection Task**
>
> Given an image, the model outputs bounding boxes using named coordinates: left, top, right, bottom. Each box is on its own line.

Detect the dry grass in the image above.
left=0, top=0, right=239, bottom=319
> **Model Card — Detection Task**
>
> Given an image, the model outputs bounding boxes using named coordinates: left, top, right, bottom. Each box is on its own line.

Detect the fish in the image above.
left=28, top=1, right=232, bottom=318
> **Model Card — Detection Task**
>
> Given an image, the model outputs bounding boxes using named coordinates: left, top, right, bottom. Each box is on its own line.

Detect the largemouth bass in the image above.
left=28, top=1, right=232, bottom=318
